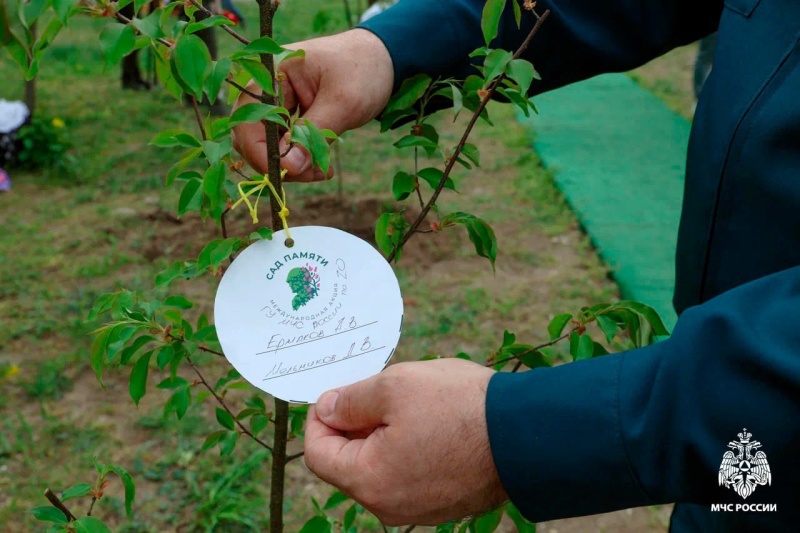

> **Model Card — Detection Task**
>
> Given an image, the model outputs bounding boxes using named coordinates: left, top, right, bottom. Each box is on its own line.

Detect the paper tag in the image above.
left=214, top=226, right=403, bottom=403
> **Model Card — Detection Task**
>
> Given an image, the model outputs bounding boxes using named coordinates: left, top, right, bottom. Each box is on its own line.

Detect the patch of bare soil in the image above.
left=131, top=194, right=459, bottom=270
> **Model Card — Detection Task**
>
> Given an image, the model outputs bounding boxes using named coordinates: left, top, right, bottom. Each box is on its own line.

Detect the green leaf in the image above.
left=132, top=9, right=165, bottom=40
left=449, top=82, right=463, bottom=120
left=30, top=506, right=68, bottom=524
left=197, top=238, right=243, bottom=271
left=481, top=0, right=506, bottom=45
left=178, top=177, right=203, bottom=216
left=249, top=227, right=274, bottom=242
left=164, top=295, right=194, bottom=309
left=202, top=140, right=231, bottom=167
left=512, top=0, right=522, bottom=28
left=74, top=517, right=112, bottom=533
left=156, top=376, right=189, bottom=389
left=323, top=490, right=349, bottom=510
left=393, top=134, right=439, bottom=151
left=51, top=0, right=78, bottom=24
left=200, top=430, right=226, bottom=452
left=611, top=301, right=669, bottom=337
left=156, top=345, right=175, bottom=370
left=237, top=58, right=274, bottom=95
left=250, top=414, right=269, bottom=436
left=385, top=73, right=432, bottom=113
left=219, top=430, right=239, bottom=456
left=231, top=36, right=285, bottom=59
left=343, top=503, right=357, bottom=529
left=299, top=516, right=331, bottom=533
left=461, top=143, right=481, bottom=167
left=204, top=58, right=232, bottom=105
left=229, top=102, right=288, bottom=128
left=417, top=167, right=456, bottom=192
left=171, top=34, right=212, bottom=98
left=216, top=407, right=235, bottom=430
left=99, top=23, right=136, bottom=70
left=32, top=17, right=64, bottom=56
left=374, top=212, right=408, bottom=261
left=472, top=506, right=504, bottom=533
left=166, top=386, right=191, bottom=419
left=392, top=171, right=415, bottom=201
left=547, top=313, right=572, bottom=340
left=505, top=502, right=536, bottom=532
left=518, top=349, right=551, bottom=370
left=292, top=120, right=331, bottom=173
left=440, top=212, right=497, bottom=269
left=571, top=333, right=594, bottom=362
left=129, top=351, right=152, bottom=406
left=150, top=129, right=202, bottom=148
left=108, top=465, right=136, bottom=517
left=502, top=330, right=516, bottom=347
left=596, top=314, right=618, bottom=344
left=506, top=58, right=537, bottom=94
left=186, top=15, right=235, bottom=35
left=61, top=482, right=92, bottom=502
left=483, top=49, right=513, bottom=85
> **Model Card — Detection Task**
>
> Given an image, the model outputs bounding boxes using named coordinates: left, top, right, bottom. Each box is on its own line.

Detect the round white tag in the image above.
left=214, top=226, right=403, bottom=403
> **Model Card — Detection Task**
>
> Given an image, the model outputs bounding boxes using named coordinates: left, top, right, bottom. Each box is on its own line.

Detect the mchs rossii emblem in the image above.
left=718, top=429, right=771, bottom=500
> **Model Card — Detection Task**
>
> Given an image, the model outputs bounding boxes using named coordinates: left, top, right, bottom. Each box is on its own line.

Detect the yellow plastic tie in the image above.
left=230, top=170, right=292, bottom=240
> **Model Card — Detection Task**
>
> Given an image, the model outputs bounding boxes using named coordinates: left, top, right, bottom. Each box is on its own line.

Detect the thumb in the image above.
left=315, top=376, right=387, bottom=432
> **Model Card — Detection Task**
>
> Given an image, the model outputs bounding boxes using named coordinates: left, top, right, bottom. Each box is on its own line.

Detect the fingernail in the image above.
left=283, top=147, right=310, bottom=174
left=316, top=391, right=338, bottom=420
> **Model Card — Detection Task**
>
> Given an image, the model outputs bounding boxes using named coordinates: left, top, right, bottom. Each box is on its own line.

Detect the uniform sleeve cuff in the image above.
left=486, top=351, right=654, bottom=522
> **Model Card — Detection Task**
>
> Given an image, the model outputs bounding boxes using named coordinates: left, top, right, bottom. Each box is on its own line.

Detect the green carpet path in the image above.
left=518, top=74, right=691, bottom=330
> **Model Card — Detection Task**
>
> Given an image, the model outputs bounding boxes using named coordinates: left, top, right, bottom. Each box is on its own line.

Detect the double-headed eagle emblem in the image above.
left=718, top=429, right=771, bottom=499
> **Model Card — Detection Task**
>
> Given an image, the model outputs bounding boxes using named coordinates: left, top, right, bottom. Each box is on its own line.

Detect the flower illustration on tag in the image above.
left=286, top=263, right=321, bottom=310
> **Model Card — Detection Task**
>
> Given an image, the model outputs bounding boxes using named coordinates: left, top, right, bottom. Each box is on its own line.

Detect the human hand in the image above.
left=304, top=359, right=508, bottom=526
left=231, top=29, right=394, bottom=182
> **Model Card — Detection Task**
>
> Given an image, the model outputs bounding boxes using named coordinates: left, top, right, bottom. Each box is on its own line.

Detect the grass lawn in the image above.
left=1, top=2, right=694, bottom=531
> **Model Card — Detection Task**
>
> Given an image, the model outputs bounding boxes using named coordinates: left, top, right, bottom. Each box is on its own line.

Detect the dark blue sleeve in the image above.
left=486, top=266, right=800, bottom=521
left=358, top=0, right=722, bottom=93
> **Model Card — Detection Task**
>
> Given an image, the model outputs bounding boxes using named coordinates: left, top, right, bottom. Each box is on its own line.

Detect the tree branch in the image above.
left=191, top=96, right=207, bottom=141
left=188, top=0, right=251, bottom=45
left=185, top=354, right=273, bottom=451
left=227, top=78, right=263, bottom=100
left=44, top=488, right=77, bottom=522
left=286, top=451, right=304, bottom=462
left=387, top=9, right=550, bottom=262
left=489, top=328, right=575, bottom=369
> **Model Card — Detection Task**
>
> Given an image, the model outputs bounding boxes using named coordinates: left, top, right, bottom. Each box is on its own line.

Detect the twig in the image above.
left=188, top=0, right=251, bottom=45
left=191, top=96, right=207, bottom=141
left=403, top=525, right=417, bottom=533
left=382, top=524, right=390, bottom=533
left=86, top=496, right=97, bottom=516
left=185, top=354, right=273, bottom=451
left=168, top=333, right=225, bottom=357
left=287, top=451, right=305, bottom=462
left=44, top=489, right=77, bottom=522
left=387, top=9, right=550, bottom=262
left=489, top=328, right=576, bottom=368
left=220, top=207, right=231, bottom=239
left=227, top=78, right=263, bottom=101
left=114, top=11, right=172, bottom=47
left=414, top=147, right=424, bottom=209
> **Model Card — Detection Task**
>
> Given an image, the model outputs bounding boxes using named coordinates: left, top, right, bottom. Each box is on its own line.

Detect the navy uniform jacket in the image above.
left=361, top=1, right=800, bottom=531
